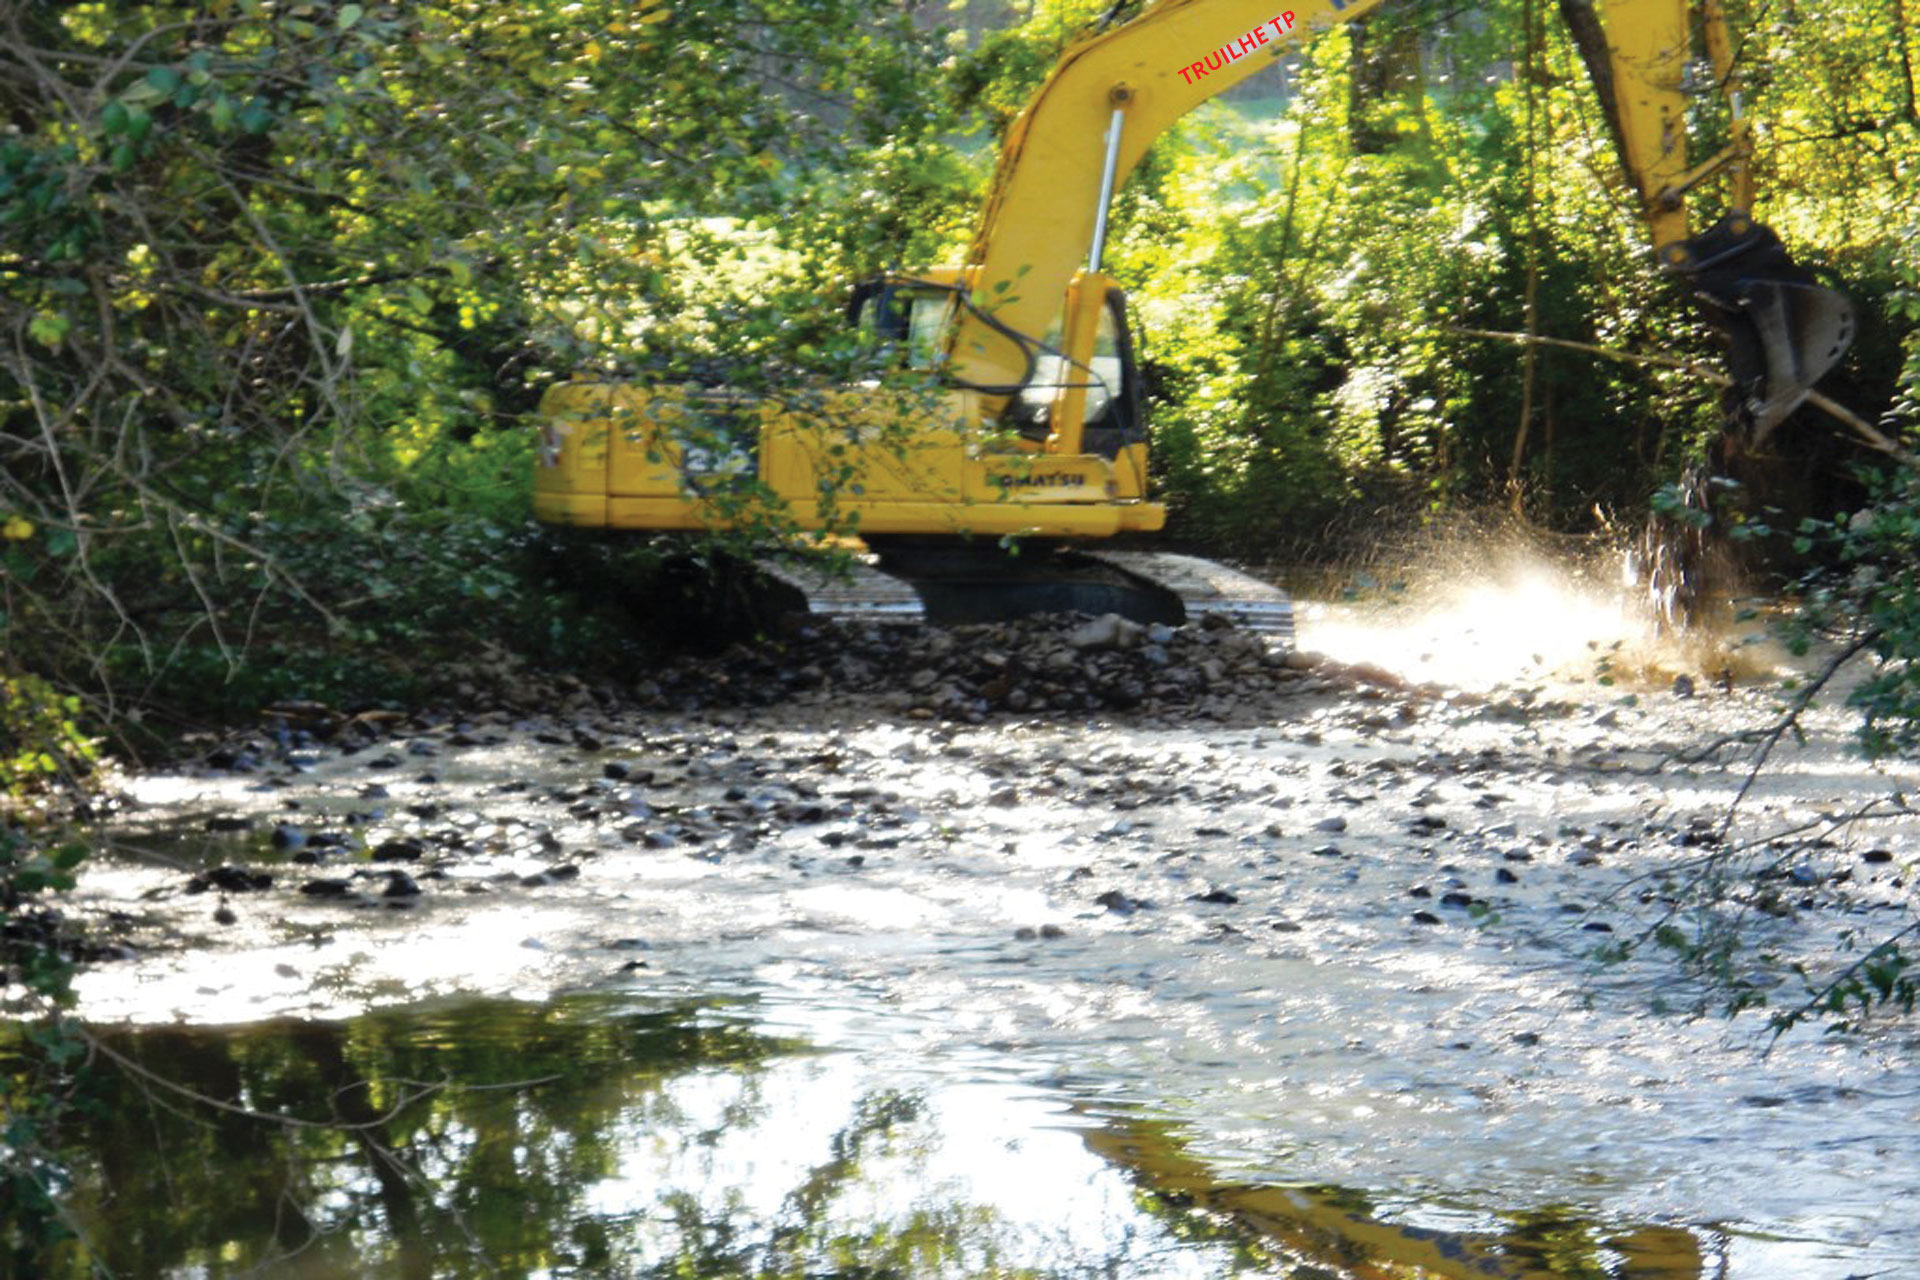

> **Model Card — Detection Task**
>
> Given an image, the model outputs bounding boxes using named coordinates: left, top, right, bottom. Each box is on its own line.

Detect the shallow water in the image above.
left=24, top=992, right=1732, bottom=1279
left=51, top=576, right=1920, bottom=1279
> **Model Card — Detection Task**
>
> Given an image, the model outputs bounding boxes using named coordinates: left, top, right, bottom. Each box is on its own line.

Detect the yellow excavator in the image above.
left=534, top=0, right=1854, bottom=638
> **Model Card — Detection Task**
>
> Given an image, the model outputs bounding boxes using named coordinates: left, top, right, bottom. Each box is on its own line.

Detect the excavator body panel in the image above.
left=533, top=379, right=1167, bottom=540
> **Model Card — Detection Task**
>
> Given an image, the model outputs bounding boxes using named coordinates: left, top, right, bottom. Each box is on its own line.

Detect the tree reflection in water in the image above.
left=35, top=995, right=1274, bottom=1279
left=26, top=993, right=1726, bottom=1279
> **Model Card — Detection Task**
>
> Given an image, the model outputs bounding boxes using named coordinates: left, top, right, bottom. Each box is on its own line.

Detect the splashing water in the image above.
left=1293, top=538, right=1783, bottom=692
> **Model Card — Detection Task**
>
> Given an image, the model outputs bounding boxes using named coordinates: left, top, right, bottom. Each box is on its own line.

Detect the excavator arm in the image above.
left=1561, top=0, right=1855, bottom=439
left=943, top=0, right=1852, bottom=443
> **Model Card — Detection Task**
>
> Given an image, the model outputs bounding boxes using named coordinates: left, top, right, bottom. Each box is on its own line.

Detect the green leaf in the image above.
left=27, top=312, right=70, bottom=347
left=338, top=3, right=364, bottom=30
left=146, top=66, right=181, bottom=94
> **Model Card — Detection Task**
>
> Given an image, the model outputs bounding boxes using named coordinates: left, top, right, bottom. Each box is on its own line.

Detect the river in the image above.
left=32, top=552, right=1920, bottom=1278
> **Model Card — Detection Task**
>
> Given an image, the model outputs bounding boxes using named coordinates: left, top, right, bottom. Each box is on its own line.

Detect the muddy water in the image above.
left=55, top=570, right=1920, bottom=1279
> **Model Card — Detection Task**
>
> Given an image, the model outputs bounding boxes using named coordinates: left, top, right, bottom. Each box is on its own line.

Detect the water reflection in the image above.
left=1086, top=1117, right=1722, bottom=1280
left=25, top=994, right=1722, bottom=1279
left=33, top=995, right=1274, bottom=1279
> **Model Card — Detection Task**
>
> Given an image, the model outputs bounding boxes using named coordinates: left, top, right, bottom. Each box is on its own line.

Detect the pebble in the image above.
left=382, top=872, right=422, bottom=898
left=186, top=866, right=272, bottom=894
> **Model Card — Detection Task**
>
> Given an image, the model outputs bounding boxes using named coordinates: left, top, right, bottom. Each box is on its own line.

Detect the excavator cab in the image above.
left=847, top=276, right=1149, bottom=462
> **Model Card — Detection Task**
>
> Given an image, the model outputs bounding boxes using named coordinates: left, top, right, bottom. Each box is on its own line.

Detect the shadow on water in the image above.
left=16, top=993, right=1722, bottom=1279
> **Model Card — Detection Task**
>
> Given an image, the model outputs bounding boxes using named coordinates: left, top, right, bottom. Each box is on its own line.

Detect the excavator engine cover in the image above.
left=1667, top=215, right=1855, bottom=438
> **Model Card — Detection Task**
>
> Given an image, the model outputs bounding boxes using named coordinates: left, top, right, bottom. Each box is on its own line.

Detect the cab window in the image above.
left=851, top=283, right=949, bottom=371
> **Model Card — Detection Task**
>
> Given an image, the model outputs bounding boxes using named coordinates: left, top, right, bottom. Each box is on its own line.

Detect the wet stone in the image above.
left=187, top=866, right=273, bottom=895
left=382, top=871, right=422, bottom=898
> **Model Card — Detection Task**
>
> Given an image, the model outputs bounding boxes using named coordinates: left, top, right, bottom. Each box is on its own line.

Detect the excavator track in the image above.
left=1083, top=550, right=1296, bottom=644
left=751, top=546, right=1294, bottom=648
left=752, top=554, right=926, bottom=626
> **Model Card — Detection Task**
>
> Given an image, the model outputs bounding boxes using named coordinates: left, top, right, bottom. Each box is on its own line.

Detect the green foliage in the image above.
left=0, top=0, right=962, bottom=734
left=0, top=677, right=95, bottom=805
left=1784, top=464, right=1920, bottom=757
left=1, top=822, right=90, bottom=1271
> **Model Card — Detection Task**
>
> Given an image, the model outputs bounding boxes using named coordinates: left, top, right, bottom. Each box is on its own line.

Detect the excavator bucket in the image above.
left=1665, top=215, right=1855, bottom=440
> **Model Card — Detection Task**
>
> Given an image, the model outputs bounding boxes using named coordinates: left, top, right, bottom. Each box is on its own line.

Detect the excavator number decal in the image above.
left=1178, top=12, right=1296, bottom=84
